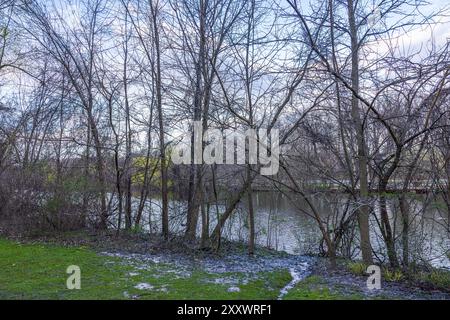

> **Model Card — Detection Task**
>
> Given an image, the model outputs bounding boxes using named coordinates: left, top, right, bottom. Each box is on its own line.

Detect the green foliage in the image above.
left=43, top=174, right=89, bottom=215
left=0, top=27, right=8, bottom=38
left=347, top=262, right=367, bottom=276
left=62, top=175, right=90, bottom=193
left=418, top=269, right=450, bottom=290
left=132, top=156, right=173, bottom=188
left=42, top=162, right=88, bottom=193
left=44, top=197, right=63, bottom=214
left=132, top=156, right=159, bottom=185
left=383, top=269, right=404, bottom=282
left=129, top=225, right=144, bottom=234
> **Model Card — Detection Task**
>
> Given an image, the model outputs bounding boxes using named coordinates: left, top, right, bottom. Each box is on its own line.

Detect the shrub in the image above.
left=347, top=262, right=367, bottom=276
left=383, top=268, right=404, bottom=282
left=420, top=269, right=450, bottom=290
left=130, top=225, right=144, bottom=234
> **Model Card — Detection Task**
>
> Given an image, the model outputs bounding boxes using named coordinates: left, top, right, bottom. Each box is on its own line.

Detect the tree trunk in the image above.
left=247, top=166, right=255, bottom=255
left=88, top=111, right=107, bottom=230
left=347, top=0, right=373, bottom=265
left=200, top=185, right=210, bottom=249
left=185, top=0, right=207, bottom=241
left=123, top=13, right=132, bottom=231
left=149, top=0, right=169, bottom=240
left=379, top=190, right=399, bottom=268
left=399, top=194, right=409, bottom=268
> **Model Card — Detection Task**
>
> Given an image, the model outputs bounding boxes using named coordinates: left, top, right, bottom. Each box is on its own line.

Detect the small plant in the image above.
left=383, top=268, right=404, bottom=282
left=420, top=269, right=450, bottom=290
left=347, top=262, right=367, bottom=276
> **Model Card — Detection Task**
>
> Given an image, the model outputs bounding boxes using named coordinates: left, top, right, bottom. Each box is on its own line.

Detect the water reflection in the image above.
left=113, top=192, right=450, bottom=269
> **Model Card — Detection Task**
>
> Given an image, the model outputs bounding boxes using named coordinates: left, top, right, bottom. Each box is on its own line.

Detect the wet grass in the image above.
left=0, top=239, right=292, bottom=299
left=4, top=238, right=444, bottom=300
left=283, top=276, right=364, bottom=300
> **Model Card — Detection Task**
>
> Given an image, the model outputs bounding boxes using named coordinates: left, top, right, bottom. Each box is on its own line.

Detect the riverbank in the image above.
left=0, top=231, right=448, bottom=300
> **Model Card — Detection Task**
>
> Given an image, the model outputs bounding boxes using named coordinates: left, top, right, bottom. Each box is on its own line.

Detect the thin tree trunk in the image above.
left=379, top=191, right=399, bottom=267
left=185, top=0, right=207, bottom=241
left=150, top=1, right=169, bottom=240
left=200, top=185, right=209, bottom=248
left=399, top=195, right=409, bottom=267
left=247, top=165, right=255, bottom=255
left=123, top=8, right=132, bottom=230
left=347, top=0, right=373, bottom=265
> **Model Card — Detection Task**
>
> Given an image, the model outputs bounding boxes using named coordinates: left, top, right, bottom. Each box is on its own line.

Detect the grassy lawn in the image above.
left=283, top=276, right=364, bottom=300
left=2, top=238, right=395, bottom=300
left=0, top=239, right=295, bottom=300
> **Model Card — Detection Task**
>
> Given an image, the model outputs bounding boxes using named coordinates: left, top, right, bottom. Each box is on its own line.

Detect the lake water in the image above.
left=116, top=192, right=450, bottom=269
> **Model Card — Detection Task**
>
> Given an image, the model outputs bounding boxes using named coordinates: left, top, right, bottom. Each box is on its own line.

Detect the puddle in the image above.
left=134, top=283, right=154, bottom=290
left=277, top=266, right=308, bottom=300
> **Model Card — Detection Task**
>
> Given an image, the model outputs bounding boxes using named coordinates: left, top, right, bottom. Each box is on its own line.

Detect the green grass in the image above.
left=0, top=239, right=292, bottom=300
left=283, top=276, right=364, bottom=300
left=5, top=238, right=447, bottom=300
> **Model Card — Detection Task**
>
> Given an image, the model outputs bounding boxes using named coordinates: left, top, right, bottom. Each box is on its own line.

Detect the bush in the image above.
left=419, top=269, right=450, bottom=291
left=130, top=225, right=144, bottom=234
left=383, top=269, right=404, bottom=282
left=347, top=262, right=367, bottom=276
